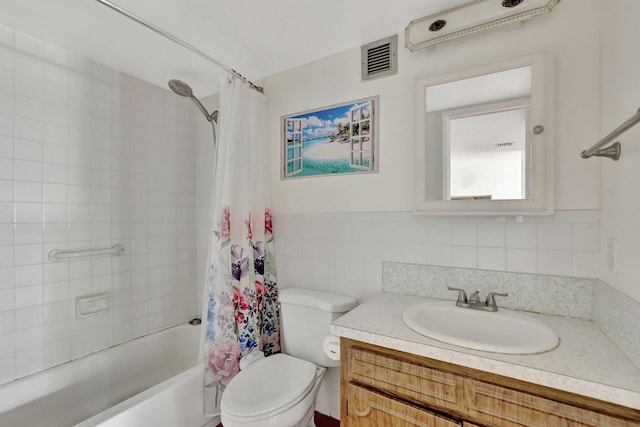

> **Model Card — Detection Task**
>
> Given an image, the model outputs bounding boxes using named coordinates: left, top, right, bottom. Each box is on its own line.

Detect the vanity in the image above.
left=332, top=292, right=640, bottom=427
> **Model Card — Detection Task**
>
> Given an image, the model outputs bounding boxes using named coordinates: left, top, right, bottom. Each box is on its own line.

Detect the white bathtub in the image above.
left=0, top=323, right=218, bottom=427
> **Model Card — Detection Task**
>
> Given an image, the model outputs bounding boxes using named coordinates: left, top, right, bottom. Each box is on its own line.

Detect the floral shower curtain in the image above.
left=203, top=77, right=280, bottom=414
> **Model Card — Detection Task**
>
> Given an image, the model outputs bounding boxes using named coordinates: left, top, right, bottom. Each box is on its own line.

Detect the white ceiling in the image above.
left=0, top=0, right=469, bottom=96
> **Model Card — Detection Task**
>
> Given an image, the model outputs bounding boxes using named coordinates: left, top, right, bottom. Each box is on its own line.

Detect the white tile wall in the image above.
left=0, top=25, right=200, bottom=385
left=273, top=211, right=600, bottom=303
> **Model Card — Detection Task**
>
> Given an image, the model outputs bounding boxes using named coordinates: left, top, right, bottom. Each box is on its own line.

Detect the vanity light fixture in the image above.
left=405, top=0, right=560, bottom=51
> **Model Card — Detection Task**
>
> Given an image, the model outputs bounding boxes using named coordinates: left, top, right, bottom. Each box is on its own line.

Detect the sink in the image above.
left=402, top=300, right=559, bottom=354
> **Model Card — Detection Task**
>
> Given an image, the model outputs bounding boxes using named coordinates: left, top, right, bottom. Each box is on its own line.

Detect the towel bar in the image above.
left=581, top=107, right=640, bottom=161
left=48, top=244, right=125, bottom=262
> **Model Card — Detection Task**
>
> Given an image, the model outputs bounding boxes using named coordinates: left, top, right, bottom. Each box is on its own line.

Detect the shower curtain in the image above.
left=203, top=77, right=280, bottom=414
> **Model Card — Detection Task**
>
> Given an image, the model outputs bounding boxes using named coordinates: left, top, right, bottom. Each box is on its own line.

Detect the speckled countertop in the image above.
left=330, top=292, right=640, bottom=411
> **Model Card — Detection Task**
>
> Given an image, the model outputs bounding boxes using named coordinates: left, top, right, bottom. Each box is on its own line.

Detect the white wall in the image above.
left=599, top=0, right=640, bottom=304
left=0, top=25, right=200, bottom=385
left=263, top=1, right=604, bottom=418
left=266, top=0, right=601, bottom=214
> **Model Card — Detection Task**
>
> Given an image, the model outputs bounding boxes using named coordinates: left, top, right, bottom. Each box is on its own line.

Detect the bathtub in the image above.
left=0, top=323, right=218, bottom=427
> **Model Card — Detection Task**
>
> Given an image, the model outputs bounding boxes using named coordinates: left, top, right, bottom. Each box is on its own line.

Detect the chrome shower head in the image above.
left=167, top=79, right=217, bottom=123
left=168, top=79, right=193, bottom=97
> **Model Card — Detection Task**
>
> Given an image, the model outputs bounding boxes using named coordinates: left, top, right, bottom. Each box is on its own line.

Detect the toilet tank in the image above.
left=279, top=288, right=357, bottom=368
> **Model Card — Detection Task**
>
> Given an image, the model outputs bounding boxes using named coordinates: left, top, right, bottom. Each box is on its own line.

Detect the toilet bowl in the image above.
left=219, top=288, right=358, bottom=427
left=221, top=354, right=325, bottom=427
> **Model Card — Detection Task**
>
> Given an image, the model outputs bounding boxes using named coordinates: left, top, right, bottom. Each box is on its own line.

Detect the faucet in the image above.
left=446, top=287, right=508, bottom=312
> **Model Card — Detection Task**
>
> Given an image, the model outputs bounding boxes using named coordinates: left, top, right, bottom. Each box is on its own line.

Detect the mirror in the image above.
left=415, top=49, right=554, bottom=215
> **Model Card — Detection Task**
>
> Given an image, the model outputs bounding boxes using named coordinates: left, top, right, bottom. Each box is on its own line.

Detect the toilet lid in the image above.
left=221, top=353, right=317, bottom=419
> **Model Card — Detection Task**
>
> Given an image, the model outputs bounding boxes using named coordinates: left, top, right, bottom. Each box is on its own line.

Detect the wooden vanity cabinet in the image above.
left=341, top=338, right=640, bottom=427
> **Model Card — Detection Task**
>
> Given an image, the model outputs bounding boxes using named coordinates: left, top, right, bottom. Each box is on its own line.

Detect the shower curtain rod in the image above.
left=94, top=0, right=264, bottom=93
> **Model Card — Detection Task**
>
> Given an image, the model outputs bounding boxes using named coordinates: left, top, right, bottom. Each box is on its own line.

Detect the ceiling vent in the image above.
left=361, top=34, right=398, bottom=81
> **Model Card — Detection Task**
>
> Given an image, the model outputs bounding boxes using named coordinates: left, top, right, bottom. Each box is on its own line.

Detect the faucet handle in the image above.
left=447, top=287, right=468, bottom=305
left=469, top=290, right=480, bottom=303
left=485, top=292, right=509, bottom=310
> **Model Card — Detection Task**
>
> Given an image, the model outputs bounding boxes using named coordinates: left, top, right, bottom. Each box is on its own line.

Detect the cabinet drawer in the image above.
left=349, top=347, right=464, bottom=413
left=345, top=383, right=461, bottom=427
left=465, top=379, right=637, bottom=427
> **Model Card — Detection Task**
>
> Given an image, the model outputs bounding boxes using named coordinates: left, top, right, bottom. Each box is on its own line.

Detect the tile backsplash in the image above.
left=0, top=26, right=199, bottom=385
left=273, top=210, right=600, bottom=303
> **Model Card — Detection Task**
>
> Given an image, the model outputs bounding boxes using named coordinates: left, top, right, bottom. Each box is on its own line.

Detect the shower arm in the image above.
left=190, top=96, right=216, bottom=122
left=94, top=0, right=263, bottom=93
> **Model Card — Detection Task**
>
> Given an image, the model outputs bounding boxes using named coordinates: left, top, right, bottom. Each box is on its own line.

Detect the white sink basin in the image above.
left=402, top=300, right=559, bottom=355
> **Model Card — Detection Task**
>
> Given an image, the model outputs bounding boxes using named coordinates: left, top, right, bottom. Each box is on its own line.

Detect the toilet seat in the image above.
left=221, top=353, right=317, bottom=420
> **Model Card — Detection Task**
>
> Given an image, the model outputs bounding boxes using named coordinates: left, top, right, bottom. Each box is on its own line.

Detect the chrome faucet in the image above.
left=446, top=287, right=508, bottom=312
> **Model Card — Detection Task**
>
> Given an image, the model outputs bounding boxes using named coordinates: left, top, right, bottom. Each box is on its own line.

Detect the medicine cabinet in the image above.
left=414, top=48, right=554, bottom=215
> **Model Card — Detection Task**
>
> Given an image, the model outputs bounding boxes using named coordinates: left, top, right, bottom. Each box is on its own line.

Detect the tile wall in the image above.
left=0, top=25, right=199, bottom=385
left=273, top=210, right=599, bottom=302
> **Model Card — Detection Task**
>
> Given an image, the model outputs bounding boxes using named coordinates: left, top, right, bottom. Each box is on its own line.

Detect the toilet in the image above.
left=220, top=287, right=358, bottom=427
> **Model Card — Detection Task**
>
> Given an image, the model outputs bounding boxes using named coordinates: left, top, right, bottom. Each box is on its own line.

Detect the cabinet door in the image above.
left=344, top=383, right=461, bottom=427
left=465, top=379, right=638, bottom=427
left=348, top=346, right=465, bottom=414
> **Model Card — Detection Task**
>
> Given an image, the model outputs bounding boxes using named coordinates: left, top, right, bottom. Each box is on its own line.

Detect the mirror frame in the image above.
left=414, top=48, right=554, bottom=216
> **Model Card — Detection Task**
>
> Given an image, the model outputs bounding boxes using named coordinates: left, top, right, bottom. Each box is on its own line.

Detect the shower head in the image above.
left=168, top=79, right=193, bottom=97
left=168, top=79, right=217, bottom=123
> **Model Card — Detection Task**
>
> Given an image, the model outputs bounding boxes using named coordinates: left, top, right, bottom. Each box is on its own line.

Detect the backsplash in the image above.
left=593, top=282, right=640, bottom=369
left=382, top=262, right=595, bottom=319
left=273, top=210, right=599, bottom=303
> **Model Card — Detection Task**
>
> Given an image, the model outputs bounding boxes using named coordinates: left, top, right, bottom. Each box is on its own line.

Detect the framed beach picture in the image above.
left=281, top=96, right=379, bottom=179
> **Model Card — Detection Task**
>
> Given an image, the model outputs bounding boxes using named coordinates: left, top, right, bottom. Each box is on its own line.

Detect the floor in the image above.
left=314, top=411, right=341, bottom=427
left=217, top=411, right=340, bottom=426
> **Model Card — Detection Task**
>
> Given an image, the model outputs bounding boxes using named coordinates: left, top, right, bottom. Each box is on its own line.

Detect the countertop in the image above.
left=330, top=292, right=640, bottom=410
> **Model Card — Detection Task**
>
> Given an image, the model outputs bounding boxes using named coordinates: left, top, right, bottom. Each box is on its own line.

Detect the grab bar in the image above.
left=581, top=107, right=640, bottom=161
left=48, top=244, right=125, bottom=262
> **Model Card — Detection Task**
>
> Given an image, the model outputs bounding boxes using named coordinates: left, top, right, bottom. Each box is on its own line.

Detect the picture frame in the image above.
left=281, top=96, right=379, bottom=179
